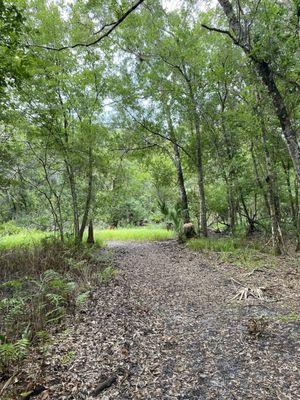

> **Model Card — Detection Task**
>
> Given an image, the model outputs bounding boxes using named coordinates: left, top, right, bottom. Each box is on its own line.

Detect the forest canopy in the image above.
left=0, top=0, right=299, bottom=255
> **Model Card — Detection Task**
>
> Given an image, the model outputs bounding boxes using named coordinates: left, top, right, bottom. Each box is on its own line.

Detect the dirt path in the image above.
left=39, top=241, right=299, bottom=399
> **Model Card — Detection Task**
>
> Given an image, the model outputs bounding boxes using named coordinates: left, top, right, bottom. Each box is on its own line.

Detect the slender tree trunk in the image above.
left=217, top=0, right=300, bottom=183
left=195, top=119, right=208, bottom=236
left=220, top=100, right=236, bottom=234
left=261, top=122, right=285, bottom=255
left=186, top=80, right=207, bottom=236
left=240, top=194, right=257, bottom=235
left=250, top=141, right=271, bottom=216
left=57, top=108, right=80, bottom=243
left=65, top=160, right=80, bottom=243
left=87, top=219, right=95, bottom=245
left=173, top=142, right=190, bottom=224
left=295, top=178, right=300, bottom=251
left=282, top=161, right=297, bottom=224
left=79, top=146, right=94, bottom=242
left=165, top=105, right=190, bottom=224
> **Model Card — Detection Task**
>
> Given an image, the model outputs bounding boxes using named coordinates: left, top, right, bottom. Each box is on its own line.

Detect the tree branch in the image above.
left=125, top=108, right=192, bottom=158
left=31, top=0, right=145, bottom=51
left=201, top=23, right=238, bottom=44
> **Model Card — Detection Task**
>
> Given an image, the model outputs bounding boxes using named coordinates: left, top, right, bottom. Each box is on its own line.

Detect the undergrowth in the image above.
left=0, top=237, right=110, bottom=379
left=187, top=236, right=277, bottom=269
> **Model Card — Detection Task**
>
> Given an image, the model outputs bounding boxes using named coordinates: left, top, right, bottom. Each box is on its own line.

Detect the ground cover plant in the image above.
left=0, top=238, right=110, bottom=383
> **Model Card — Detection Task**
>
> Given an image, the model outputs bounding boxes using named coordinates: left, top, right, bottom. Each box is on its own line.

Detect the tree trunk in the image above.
left=65, top=159, right=80, bottom=243
left=195, top=120, right=208, bottom=236
left=261, top=121, right=285, bottom=255
left=220, top=97, right=236, bottom=234
left=87, top=219, right=95, bottom=245
left=165, top=104, right=190, bottom=224
left=282, top=161, right=297, bottom=224
left=186, top=80, right=207, bottom=236
left=295, top=178, right=300, bottom=252
left=240, top=194, right=257, bottom=235
left=79, top=146, right=94, bottom=242
left=250, top=141, right=271, bottom=217
left=217, top=0, right=300, bottom=184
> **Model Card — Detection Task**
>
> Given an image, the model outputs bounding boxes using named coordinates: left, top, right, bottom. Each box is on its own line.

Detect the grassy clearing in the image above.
left=187, top=237, right=277, bottom=270
left=0, top=226, right=175, bottom=250
left=0, top=230, right=50, bottom=250
left=93, top=226, right=175, bottom=242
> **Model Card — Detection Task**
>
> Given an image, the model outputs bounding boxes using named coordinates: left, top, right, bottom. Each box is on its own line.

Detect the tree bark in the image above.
left=195, top=119, right=208, bottom=236
left=165, top=105, right=190, bottom=224
left=217, top=0, right=300, bottom=183
left=79, top=146, right=94, bottom=242
left=186, top=79, right=208, bottom=236
left=261, top=120, right=285, bottom=255
left=87, top=219, right=95, bottom=245
left=64, top=159, right=80, bottom=243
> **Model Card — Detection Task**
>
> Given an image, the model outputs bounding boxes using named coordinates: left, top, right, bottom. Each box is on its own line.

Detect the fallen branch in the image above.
left=231, top=286, right=266, bottom=301
left=92, top=375, right=117, bottom=396
left=0, top=372, right=19, bottom=396
left=244, top=267, right=266, bottom=277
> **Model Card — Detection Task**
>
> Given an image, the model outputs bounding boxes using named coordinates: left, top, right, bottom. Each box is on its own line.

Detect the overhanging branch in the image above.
left=201, top=23, right=238, bottom=44
left=31, top=0, right=145, bottom=51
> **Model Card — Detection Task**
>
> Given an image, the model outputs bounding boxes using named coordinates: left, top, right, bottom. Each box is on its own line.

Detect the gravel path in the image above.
left=39, top=241, right=299, bottom=400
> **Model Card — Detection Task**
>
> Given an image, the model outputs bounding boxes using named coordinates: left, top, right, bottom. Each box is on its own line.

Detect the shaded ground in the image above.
left=28, top=241, right=299, bottom=399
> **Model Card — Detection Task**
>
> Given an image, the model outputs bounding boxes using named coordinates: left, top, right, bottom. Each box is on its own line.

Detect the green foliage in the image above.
left=187, top=237, right=242, bottom=252
left=98, top=266, right=118, bottom=283
left=187, top=236, right=278, bottom=270
left=0, top=226, right=49, bottom=250
left=0, top=0, right=27, bottom=97
left=276, top=312, right=300, bottom=323
left=76, top=291, right=90, bottom=306
left=93, top=227, right=175, bottom=242
left=0, top=220, right=22, bottom=236
left=0, top=239, right=114, bottom=373
left=61, top=350, right=76, bottom=365
left=0, top=337, right=29, bottom=370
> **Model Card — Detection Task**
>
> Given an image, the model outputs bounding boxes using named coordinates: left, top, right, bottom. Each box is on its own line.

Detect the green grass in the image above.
left=0, top=226, right=175, bottom=250
left=187, top=237, right=242, bottom=252
left=276, top=312, right=300, bottom=323
left=94, top=226, right=175, bottom=242
left=187, top=236, right=276, bottom=270
left=0, top=230, right=50, bottom=250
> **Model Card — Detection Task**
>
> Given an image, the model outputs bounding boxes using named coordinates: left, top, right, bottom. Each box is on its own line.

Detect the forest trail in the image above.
left=39, top=241, right=299, bottom=400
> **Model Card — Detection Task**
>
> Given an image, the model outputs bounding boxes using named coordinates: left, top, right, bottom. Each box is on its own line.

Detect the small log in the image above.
left=92, top=375, right=117, bottom=396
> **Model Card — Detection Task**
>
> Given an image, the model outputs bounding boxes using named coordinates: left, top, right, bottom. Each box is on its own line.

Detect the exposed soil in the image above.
left=26, top=241, right=299, bottom=399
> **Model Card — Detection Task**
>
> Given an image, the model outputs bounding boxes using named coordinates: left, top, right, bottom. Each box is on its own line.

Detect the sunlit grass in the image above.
left=187, top=236, right=276, bottom=269
left=0, top=230, right=50, bottom=250
left=187, top=237, right=242, bottom=252
left=94, top=227, right=175, bottom=242
left=0, top=226, right=175, bottom=250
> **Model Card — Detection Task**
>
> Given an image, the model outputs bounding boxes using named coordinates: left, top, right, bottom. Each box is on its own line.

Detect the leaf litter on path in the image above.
left=24, top=240, right=300, bottom=399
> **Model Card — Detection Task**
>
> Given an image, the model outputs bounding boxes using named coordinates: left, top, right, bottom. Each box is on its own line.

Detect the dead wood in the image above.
left=91, top=374, right=117, bottom=396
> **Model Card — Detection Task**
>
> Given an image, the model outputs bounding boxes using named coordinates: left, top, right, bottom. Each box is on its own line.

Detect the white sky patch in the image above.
left=50, top=0, right=218, bottom=11
left=162, top=0, right=182, bottom=11
left=162, top=0, right=217, bottom=11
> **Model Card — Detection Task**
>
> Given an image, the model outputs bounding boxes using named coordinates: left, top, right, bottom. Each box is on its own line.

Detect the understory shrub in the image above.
left=0, top=238, right=108, bottom=375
